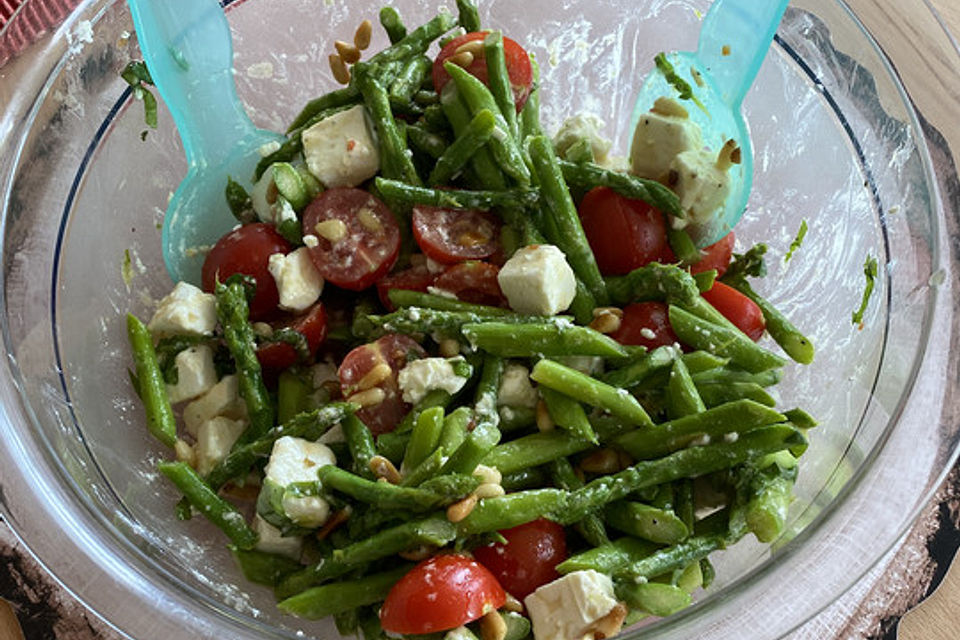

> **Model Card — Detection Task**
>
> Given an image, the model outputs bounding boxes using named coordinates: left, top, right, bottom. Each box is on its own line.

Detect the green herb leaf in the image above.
left=852, top=254, right=878, bottom=326
left=121, top=60, right=159, bottom=130
left=724, top=244, right=768, bottom=280
left=784, top=220, right=808, bottom=263
left=654, top=53, right=706, bottom=112
left=225, top=177, right=256, bottom=224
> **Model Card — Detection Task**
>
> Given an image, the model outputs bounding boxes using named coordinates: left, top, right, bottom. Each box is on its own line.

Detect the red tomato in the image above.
left=578, top=187, right=675, bottom=276
left=472, top=519, right=567, bottom=600
left=610, top=302, right=679, bottom=350
left=380, top=554, right=506, bottom=635
left=432, top=261, right=506, bottom=307
left=412, top=206, right=501, bottom=264
left=432, top=32, right=534, bottom=112
left=338, top=334, right=426, bottom=435
left=690, top=232, right=735, bottom=276
left=256, top=302, right=328, bottom=372
left=376, top=264, right=436, bottom=310
left=302, top=187, right=401, bottom=291
left=201, top=223, right=291, bottom=320
left=701, top=281, right=766, bottom=341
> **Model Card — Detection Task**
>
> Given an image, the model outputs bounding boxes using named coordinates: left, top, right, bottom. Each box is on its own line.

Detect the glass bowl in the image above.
left=2, top=0, right=960, bottom=638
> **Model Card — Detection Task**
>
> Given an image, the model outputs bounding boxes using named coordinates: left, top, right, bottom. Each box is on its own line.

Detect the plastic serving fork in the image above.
left=127, top=0, right=282, bottom=284
left=631, top=0, right=789, bottom=246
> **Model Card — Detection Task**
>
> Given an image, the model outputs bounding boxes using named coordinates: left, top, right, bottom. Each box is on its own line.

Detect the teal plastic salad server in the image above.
left=630, top=0, right=789, bottom=247
left=127, top=0, right=282, bottom=284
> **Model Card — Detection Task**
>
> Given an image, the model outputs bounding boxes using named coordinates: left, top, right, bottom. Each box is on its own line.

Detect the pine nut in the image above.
left=454, top=39, right=485, bottom=59
left=369, top=455, right=403, bottom=484
left=399, top=545, right=436, bottom=561
left=536, top=399, right=555, bottom=433
left=502, top=593, right=524, bottom=613
left=314, top=218, right=348, bottom=242
left=475, top=482, right=506, bottom=499
left=348, top=387, right=386, bottom=408
left=716, top=138, right=740, bottom=170
left=357, top=206, right=383, bottom=233
left=690, top=66, right=705, bottom=87
left=356, top=362, right=392, bottom=391
left=448, top=51, right=475, bottom=68
left=651, top=96, right=689, bottom=119
left=580, top=448, right=621, bottom=474
left=315, top=507, right=351, bottom=541
left=354, top=19, right=373, bottom=50
left=589, top=602, right=628, bottom=640
left=473, top=464, right=502, bottom=486
left=252, top=321, right=274, bottom=338
left=446, top=493, right=479, bottom=522
left=174, top=439, right=196, bottom=467
left=335, top=40, right=361, bottom=64
left=480, top=610, right=508, bottom=640
left=329, top=53, right=351, bottom=84
left=589, top=307, right=623, bottom=334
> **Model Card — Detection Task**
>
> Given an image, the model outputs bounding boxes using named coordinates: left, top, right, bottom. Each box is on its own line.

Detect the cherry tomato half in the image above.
left=432, top=261, right=506, bottom=307
left=376, top=264, right=436, bottom=310
left=432, top=32, right=534, bottom=112
left=338, top=334, right=426, bottom=435
left=303, top=187, right=400, bottom=291
left=256, top=302, right=328, bottom=373
left=472, top=518, right=567, bottom=600
left=412, top=205, right=501, bottom=264
left=701, top=281, right=766, bottom=341
left=610, top=302, right=679, bottom=350
left=578, top=186, right=675, bottom=276
left=380, top=554, right=506, bottom=635
left=201, top=223, right=291, bottom=321
left=690, top=232, right=735, bottom=276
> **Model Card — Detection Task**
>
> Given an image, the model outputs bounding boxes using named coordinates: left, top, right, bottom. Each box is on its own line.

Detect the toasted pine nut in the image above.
left=454, top=39, right=485, bottom=59
left=315, top=507, right=351, bottom=541
left=589, top=603, right=628, bottom=640
left=399, top=544, right=436, bottom=561
left=329, top=53, right=351, bottom=84
left=174, top=439, right=196, bottom=467
left=722, top=44, right=731, bottom=56
left=335, top=40, right=362, bottom=64
left=580, top=448, right=621, bottom=474
left=716, top=138, right=740, bottom=171
left=473, top=464, right=502, bottom=486
left=651, top=96, right=689, bottom=119
left=690, top=66, right=705, bottom=87
left=348, top=387, right=387, bottom=408
left=356, top=362, right=392, bottom=391
left=502, top=593, right=524, bottom=613
left=315, top=218, right=348, bottom=242
left=439, top=338, right=461, bottom=358
left=446, top=493, right=479, bottom=522
left=252, top=321, right=274, bottom=338
left=357, top=206, right=383, bottom=233
left=369, top=455, right=403, bottom=484
left=480, top=610, right=508, bottom=640
left=354, top=19, right=373, bottom=50
left=448, top=51, right=475, bottom=68
left=475, top=482, right=506, bottom=499
left=536, top=399, right=554, bottom=433
left=589, top=307, right=623, bottom=334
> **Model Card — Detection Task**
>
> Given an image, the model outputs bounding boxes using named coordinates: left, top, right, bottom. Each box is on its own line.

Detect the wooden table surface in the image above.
left=2, top=1, right=960, bottom=639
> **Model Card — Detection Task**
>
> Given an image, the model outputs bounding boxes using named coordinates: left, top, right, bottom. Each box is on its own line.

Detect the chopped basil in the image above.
left=121, top=60, right=158, bottom=130
left=784, top=220, right=808, bottom=263
left=852, top=254, right=878, bottom=326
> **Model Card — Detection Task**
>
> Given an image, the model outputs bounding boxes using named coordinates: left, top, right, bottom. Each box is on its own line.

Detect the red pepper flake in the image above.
left=346, top=139, right=357, bottom=152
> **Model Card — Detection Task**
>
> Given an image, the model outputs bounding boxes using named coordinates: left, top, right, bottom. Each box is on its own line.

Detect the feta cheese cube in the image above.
left=264, top=436, right=336, bottom=527
left=497, top=245, right=577, bottom=316
left=629, top=109, right=703, bottom=181
left=268, top=248, right=324, bottom=312
left=252, top=514, right=302, bottom=560
left=669, top=149, right=731, bottom=226
left=195, top=416, right=246, bottom=476
left=497, top=363, right=538, bottom=409
left=397, top=357, right=470, bottom=405
left=166, top=345, right=218, bottom=404
left=524, top=570, right=619, bottom=640
left=147, top=281, right=217, bottom=337
left=302, top=104, right=380, bottom=188
left=183, top=374, right=247, bottom=437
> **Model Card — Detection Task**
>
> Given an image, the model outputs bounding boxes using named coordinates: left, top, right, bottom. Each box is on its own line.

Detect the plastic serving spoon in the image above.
left=127, top=0, right=282, bottom=284
left=630, top=0, right=789, bottom=246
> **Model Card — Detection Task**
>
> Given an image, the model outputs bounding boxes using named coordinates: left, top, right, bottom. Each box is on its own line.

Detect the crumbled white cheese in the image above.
left=195, top=416, right=247, bottom=476
left=302, top=104, right=380, bottom=188
left=253, top=514, right=302, bottom=560
left=397, top=357, right=470, bottom=404
left=268, top=248, right=324, bottom=312
left=497, top=363, right=539, bottom=409
left=148, top=281, right=217, bottom=337
left=524, top=570, right=619, bottom=640
left=166, top=345, right=217, bottom=404
left=553, top=113, right=612, bottom=164
left=265, top=436, right=337, bottom=528
left=183, top=374, right=248, bottom=437
left=497, top=245, right=577, bottom=316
